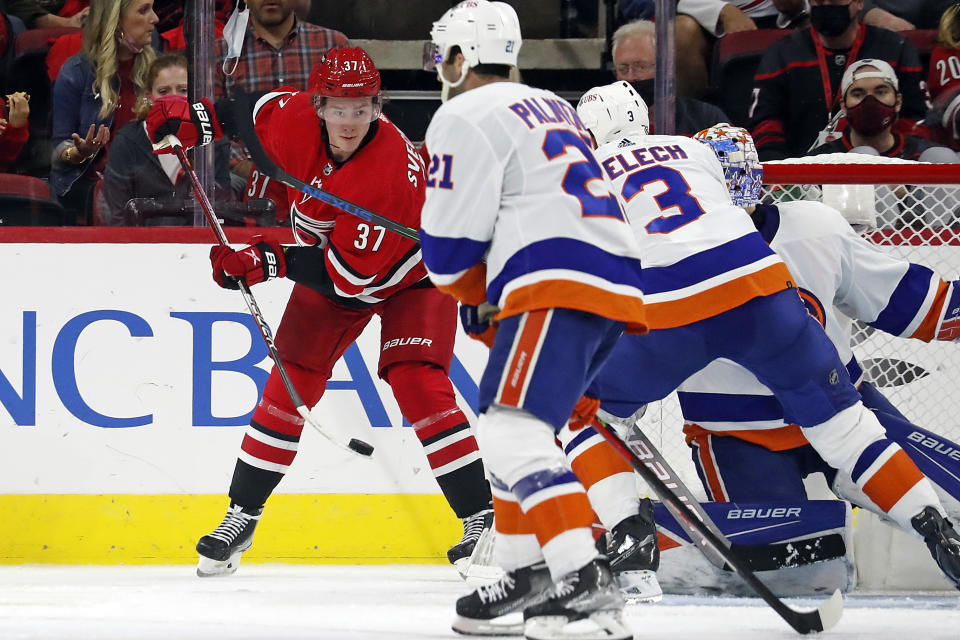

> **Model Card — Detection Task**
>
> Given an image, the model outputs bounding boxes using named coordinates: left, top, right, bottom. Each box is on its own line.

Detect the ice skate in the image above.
left=195, top=503, right=262, bottom=577
left=452, top=562, right=553, bottom=636
left=523, top=558, right=631, bottom=640
left=607, top=499, right=662, bottom=603
left=911, top=506, right=960, bottom=590
left=448, top=507, right=494, bottom=578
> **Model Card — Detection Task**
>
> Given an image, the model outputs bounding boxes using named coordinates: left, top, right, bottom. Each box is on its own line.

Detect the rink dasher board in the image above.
left=0, top=240, right=489, bottom=563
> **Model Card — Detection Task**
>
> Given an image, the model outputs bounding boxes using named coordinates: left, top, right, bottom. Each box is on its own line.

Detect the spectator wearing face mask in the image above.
left=674, top=0, right=809, bottom=98
left=749, top=0, right=929, bottom=161
left=611, top=19, right=728, bottom=135
left=809, top=59, right=952, bottom=159
left=101, top=54, right=232, bottom=224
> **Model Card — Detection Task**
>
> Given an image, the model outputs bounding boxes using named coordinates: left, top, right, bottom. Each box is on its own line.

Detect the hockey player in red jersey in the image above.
left=148, top=47, right=493, bottom=577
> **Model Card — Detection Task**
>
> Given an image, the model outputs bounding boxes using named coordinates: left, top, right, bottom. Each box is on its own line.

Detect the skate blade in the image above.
left=453, top=556, right=471, bottom=579
left=196, top=550, right=243, bottom=577
left=452, top=613, right=523, bottom=636
left=465, top=563, right=505, bottom=588
left=614, top=569, right=662, bottom=604
left=524, top=610, right=632, bottom=640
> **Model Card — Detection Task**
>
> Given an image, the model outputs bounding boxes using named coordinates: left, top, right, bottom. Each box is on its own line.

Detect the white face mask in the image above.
left=222, top=1, right=250, bottom=76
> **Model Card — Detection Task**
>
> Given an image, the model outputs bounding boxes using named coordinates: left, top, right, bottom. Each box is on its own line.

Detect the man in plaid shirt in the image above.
left=215, top=0, right=347, bottom=219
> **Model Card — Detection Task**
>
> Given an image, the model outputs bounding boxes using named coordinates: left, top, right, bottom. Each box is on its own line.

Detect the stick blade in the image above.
left=815, top=588, right=844, bottom=632
left=790, top=588, right=843, bottom=634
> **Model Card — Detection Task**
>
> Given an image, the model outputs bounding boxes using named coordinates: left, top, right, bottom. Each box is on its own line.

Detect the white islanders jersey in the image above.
left=594, top=133, right=793, bottom=329
left=420, top=81, right=646, bottom=332
left=680, top=199, right=955, bottom=451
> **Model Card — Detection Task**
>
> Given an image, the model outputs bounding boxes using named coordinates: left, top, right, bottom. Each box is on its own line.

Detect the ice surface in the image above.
left=0, top=564, right=957, bottom=639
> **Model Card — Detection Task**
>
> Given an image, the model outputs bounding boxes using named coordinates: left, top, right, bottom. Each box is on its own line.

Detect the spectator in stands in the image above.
left=50, top=0, right=157, bottom=223
left=928, top=3, right=960, bottom=147
left=612, top=19, right=729, bottom=134
left=675, top=0, right=809, bottom=98
left=750, top=0, right=929, bottom=161
left=102, top=53, right=231, bottom=224
left=862, top=0, right=957, bottom=31
left=0, top=91, right=29, bottom=171
left=214, top=0, right=347, bottom=222
left=809, top=59, right=953, bottom=159
left=7, top=0, right=87, bottom=29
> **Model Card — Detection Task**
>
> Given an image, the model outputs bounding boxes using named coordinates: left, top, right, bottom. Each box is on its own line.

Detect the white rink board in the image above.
left=1, top=243, right=957, bottom=498
left=0, top=244, right=491, bottom=495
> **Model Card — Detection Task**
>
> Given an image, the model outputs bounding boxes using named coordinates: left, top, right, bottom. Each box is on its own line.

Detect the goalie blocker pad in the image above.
left=655, top=499, right=855, bottom=597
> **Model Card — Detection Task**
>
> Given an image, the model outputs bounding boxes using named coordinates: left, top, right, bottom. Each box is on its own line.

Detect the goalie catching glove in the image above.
left=146, top=95, right=223, bottom=153
left=210, top=237, right=287, bottom=289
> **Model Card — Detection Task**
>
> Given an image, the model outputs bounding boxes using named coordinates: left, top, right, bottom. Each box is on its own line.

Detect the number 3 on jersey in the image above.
left=542, top=129, right=623, bottom=220
left=621, top=165, right=706, bottom=233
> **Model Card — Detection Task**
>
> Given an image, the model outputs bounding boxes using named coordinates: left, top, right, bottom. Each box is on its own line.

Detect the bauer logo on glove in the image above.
left=146, top=95, right=223, bottom=154
left=210, top=237, right=287, bottom=289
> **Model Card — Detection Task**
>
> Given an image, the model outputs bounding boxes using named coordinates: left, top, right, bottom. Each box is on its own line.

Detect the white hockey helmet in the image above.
left=576, top=81, right=649, bottom=147
left=424, top=1, right=522, bottom=100
left=694, top=123, right=763, bottom=206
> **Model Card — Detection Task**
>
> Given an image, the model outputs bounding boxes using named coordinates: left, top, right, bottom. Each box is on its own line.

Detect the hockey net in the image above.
left=636, top=154, right=960, bottom=498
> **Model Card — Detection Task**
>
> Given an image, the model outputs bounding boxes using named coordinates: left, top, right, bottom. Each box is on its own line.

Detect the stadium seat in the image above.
left=902, top=29, right=936, bottom=74
left=13, top=26, right=80, bottom=57
left=0, top=173, right=66, bottom=224
left=710, top=28, right=790, bottom=128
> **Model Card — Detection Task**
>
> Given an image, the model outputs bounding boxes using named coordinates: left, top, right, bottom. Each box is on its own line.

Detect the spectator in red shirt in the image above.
left=928, top=3, right=960, bottom=147
left=214, top=0, right=347, bottom=222
left=0, top=92, right=29, bottom=171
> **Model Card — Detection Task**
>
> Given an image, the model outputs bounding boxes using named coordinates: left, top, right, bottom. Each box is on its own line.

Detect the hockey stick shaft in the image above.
left=224, top=95, right=420, bottom=242
left=592, top=419, right=842, bottom=635
left=615, top=419, right=846, bottom=572
left=167, top=137, right=374, bottom=458
left=612, top=418, right=731, bottom=569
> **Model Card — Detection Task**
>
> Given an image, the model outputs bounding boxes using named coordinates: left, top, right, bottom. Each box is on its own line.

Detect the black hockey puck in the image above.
left=348, top=438, right=375, bottom=457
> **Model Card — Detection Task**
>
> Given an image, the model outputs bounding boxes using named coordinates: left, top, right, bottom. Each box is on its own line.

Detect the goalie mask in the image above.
left=309, top=47, right=382, bottom=122
left=423, top=0, right=522, bottom=102
left=694, top=123, right=763, bottom=207
left=576, top=81, right=649, bottom=147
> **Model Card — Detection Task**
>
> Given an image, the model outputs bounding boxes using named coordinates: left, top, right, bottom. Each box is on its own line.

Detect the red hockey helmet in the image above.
left=309, top=47, right=381, bottom=98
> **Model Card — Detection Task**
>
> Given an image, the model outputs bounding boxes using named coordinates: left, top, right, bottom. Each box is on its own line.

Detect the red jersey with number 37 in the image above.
left=252, top=89, right=427, bottom=305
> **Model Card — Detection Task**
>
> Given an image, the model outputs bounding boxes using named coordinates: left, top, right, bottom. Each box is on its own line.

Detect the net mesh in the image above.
left=634, top=159, right=960, bottom=499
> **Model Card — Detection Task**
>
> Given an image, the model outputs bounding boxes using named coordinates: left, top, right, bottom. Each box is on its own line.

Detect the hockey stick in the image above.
left=611, top=417, right=847, bottom=572
left=162, top=135, right=374, bottom=458
left=223, top=95, right=420, bottom=242
left=592, top=419, right=843, bottom=635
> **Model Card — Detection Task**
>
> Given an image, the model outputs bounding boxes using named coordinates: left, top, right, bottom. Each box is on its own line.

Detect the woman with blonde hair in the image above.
left=50, top=0, right=157, bottom=223
left=102, top=53, right=232, bottom=224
